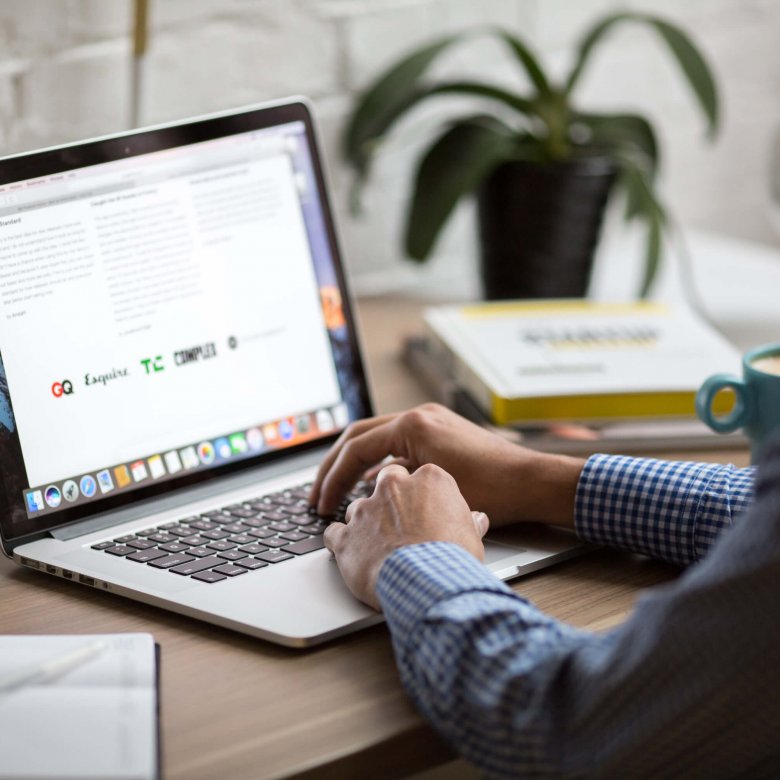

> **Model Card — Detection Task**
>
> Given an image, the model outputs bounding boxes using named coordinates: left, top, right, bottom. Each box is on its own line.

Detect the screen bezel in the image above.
left=0, top=99, right=373, bottom=546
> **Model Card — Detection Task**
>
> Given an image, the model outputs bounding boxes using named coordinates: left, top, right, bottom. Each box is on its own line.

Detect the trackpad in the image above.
left=483, top=539, right=525, bottom=565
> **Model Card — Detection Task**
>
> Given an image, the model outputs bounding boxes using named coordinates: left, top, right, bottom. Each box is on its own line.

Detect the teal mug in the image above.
left=696, top=343, right=780, bottom=461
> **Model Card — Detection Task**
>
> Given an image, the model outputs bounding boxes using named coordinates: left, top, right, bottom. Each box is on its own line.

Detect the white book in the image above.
left=0, top=633, right=158, bottom=780
left=424, top=300, right=742, bottom=425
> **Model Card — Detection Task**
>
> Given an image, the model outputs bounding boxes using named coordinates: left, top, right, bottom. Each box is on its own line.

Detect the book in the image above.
left=402, top=335, right=747, bottom=455
left=0, top=633, right=160, bottom=780
left=423, top=300, right=742, bottom=426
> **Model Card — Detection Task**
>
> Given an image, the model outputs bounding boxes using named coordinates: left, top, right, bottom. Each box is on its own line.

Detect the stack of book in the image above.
left=403, top=300, right=747, bottom=454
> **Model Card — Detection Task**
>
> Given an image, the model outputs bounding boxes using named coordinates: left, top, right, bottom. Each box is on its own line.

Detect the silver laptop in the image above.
left=0, top=99, right=584, bottom=647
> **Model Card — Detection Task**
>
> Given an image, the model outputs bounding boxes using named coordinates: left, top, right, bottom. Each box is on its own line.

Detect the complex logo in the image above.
left=173, top=342, right=217, bottom=366
left=51, top=380, right=74, bottom=397
left=140, top=356, right=165, bottom=375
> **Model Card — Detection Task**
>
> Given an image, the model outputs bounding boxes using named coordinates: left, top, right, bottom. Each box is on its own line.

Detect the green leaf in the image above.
left=343, top=34, right=463, bottom=174
left=491, top=29, right=552, bottom=98
left=575, top=111, right=659, bottom=218
left=405, top=117, right=520, bottom=261
left=565, top=12, right=719, bottom=138
left=615, top=157, right=667, bottom=297
left=345, top=80, right=538, bottom=213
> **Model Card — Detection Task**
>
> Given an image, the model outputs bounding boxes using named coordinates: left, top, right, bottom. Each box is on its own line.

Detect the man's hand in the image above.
left=311, top=403, right=584, bottom=528
left=323, top=463, right=489, bottom=610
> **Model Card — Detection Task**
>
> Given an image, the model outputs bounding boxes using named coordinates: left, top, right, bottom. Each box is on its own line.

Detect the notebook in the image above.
left=0, top=99, right=585, bottom=647
left=0, top=633, right=159, bottom=780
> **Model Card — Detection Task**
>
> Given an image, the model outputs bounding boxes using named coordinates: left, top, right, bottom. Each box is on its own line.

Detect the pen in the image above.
left=0, top=640, right=106, bottom=694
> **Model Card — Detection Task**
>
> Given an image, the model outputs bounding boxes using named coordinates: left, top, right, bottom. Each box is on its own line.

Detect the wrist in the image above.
left=515, top=451, right=585, bottom=529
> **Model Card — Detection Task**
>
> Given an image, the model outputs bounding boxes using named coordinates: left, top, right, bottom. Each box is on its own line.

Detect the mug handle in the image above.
left=695, top=374, right=751, bottom=433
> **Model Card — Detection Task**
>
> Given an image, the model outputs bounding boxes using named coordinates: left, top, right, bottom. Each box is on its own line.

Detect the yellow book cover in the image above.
left=423, top=300, right=741, bottom=425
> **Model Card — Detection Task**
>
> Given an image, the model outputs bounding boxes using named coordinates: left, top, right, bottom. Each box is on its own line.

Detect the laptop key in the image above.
left=91, top=541, right=114, bottom=550
left=289, top=515, right=316, bottom=527
left=191, top=570, right=227, bottom=583
left=169, top=556, right=223, bottom=575
left=236, top=558, right=268, bottom=570
left=228, top=508, right=257, bottom=519
left=212, top=564, right=247, bottom=577
left=207, top=540, right=236, bottom=551
left=285, top=536, right=326, bottom=555
left=228, top=534, right=253, bottom=545
left=268, top=521, right=295, bottom=533
left=239, top=543, right=268, bottom=555
left=262, top=538, right=289, bottom=548
left=255, top=550, right=294, bottom=564
left=148, top=553, right=195, bottom=569
left=127, top=548, right=169, bottom=563
left=179, top=535, right=209, bottom=547
left=105, top=545, right=134, bottom=556
left=220, top=522, right=247, bottom=533
left=184, top=546, right=212, bottom=557
left=217, top=550, right=247, bottom=561
left=113, top=535, right=135, bottom=543
left=135, top=528, right=157, bottom=536
left=127, top=538, right=156, bottom=550
left=248, top=528, right=275, bottom=539
left=260, top=511, right=287, bottom=522
left=201, top=529, right=229, bottom=540
left=168, top=526, right=194, bottom=537
left=189, top=520, right=218, bottom=532
left=284, top=505, right=311, bottom=516
left=280, top=530, right=309, bottom=542
left=148, top=532, right=176, bottom=544
left=240, top=517, right=265, bottom=528
left=160, top=541, right=189, bottom=553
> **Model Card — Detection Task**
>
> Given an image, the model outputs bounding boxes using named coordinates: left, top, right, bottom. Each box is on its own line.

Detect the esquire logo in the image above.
left=51, top=379, right=74, bottom=397
left=84, top=367, right=130, bottom=388
left=174, top=342, right=217, bottom=366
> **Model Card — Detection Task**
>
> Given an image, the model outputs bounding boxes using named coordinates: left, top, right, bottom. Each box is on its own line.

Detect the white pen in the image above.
left=0, top=640, right=106, bottom=694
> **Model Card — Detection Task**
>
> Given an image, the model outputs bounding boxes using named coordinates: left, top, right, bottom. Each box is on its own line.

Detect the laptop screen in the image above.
left=0, top=101, right=372, bottom=543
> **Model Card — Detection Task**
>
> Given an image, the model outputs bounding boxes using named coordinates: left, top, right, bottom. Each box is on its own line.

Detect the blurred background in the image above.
left=1, top=0, right=779, bottom=298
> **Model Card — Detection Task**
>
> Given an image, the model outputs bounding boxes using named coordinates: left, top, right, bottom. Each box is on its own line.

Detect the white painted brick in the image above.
left=66, top=0, right=133, bottom=42
left=0, top=0, right=70, bottom=57
left=143, top=10, right=339, bottom=125
left=19, top=40, right=132, bottom=149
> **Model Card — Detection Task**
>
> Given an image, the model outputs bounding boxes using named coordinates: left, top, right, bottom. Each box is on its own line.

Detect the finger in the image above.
left=323, top=521, right=346, bottom=554
left=375, top=462, right=410, bottom=485
left=344, top=497, right=367, bottom=524
left=363, top=456, right=412, bottom=482
left=317, top=418, right=407, bottom=515
left=309, top=413, right=399, bottom=506
left=471, top=511, right=490, bottom=538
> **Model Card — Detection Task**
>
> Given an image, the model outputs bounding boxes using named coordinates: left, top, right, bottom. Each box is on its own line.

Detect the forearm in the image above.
left=379, top=499, right=780, bottom=778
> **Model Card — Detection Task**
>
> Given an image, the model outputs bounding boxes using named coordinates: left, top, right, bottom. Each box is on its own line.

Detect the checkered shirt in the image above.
left=377, top=450, right=780, bottom=778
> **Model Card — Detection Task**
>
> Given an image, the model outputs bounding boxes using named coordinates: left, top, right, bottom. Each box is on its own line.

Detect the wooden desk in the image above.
left=0, top=296, right=750, bottom=780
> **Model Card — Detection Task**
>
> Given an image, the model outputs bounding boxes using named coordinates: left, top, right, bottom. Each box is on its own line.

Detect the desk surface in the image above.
left=0, top=296, right=750, bottom=780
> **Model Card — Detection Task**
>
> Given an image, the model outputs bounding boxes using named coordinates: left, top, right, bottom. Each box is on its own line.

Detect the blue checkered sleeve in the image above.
left=575, top=455, right=755, bottom=566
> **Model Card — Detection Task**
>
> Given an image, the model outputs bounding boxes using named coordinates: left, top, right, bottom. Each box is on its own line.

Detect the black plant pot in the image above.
left=476, top=157, right=616, bottom=299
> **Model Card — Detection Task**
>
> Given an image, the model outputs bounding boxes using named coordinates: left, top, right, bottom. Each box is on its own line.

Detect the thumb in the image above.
left=471, top=511, right=490, bottom=538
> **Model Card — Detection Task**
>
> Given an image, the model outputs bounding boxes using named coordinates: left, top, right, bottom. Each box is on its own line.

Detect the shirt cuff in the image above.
left=376, top=542, right=514, bottom=641
left=575, top=453, right=754, bottom=566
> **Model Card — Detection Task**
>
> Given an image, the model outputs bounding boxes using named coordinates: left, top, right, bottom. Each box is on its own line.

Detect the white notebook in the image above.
left=0, top=633, right=158, bottom=780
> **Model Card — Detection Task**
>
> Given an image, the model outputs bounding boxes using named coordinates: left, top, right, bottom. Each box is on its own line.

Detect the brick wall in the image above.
left=1, top=0, right=778, bottom=295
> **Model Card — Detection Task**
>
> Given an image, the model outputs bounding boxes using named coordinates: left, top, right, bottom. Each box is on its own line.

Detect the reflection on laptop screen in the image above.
left=0, top=112, right=368, bottom=535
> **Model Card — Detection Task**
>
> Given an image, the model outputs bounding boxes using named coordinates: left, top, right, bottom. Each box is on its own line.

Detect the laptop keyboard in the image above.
left=90, top=480, right=373, bottom=583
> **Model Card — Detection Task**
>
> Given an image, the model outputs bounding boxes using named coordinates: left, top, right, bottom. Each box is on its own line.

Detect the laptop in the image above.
left=0, top=98, right=585, bottom=647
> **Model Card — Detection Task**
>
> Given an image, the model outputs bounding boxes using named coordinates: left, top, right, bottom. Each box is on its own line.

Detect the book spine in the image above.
left=422, top=320, right=497, bottom=421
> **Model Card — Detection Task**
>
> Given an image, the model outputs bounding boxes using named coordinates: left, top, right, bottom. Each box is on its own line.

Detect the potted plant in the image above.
left=343, top=11, right=719, bottom=299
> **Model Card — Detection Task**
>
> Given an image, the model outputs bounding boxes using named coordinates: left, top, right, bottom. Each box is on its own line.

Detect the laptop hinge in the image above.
left=50, top=448, right=326, bottom=542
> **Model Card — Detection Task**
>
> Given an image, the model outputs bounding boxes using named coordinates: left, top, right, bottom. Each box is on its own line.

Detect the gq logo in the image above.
left=51, top=380, right=74, bottom=398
